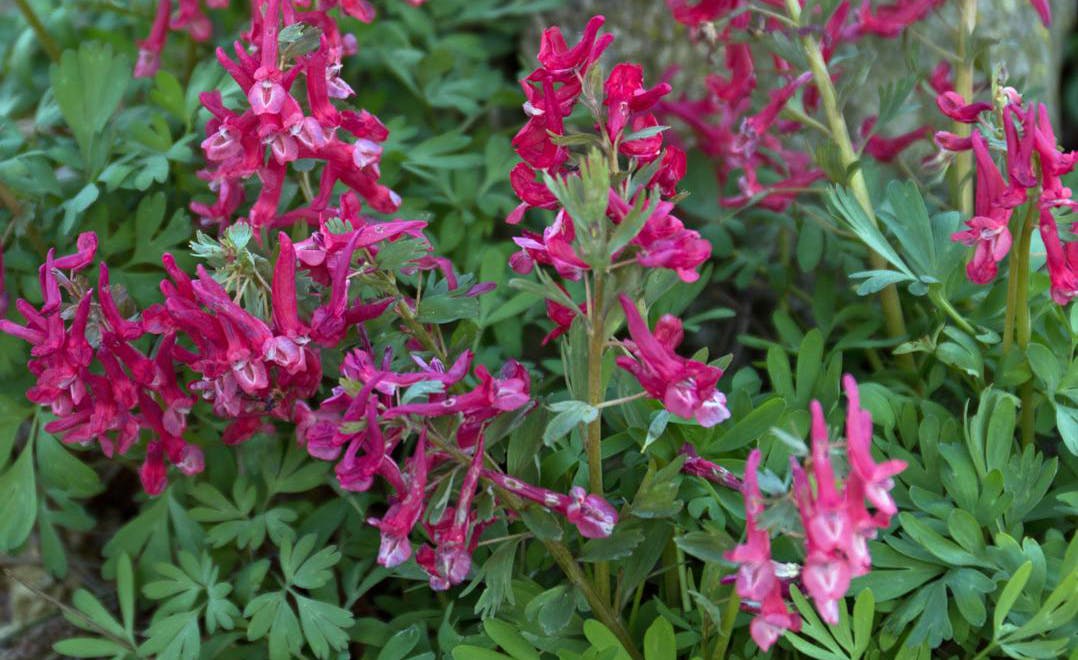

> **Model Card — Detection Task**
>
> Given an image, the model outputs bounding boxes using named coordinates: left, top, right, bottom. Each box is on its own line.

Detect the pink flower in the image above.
left=417, top=437, right=487, bottom=590
left=861, top=117, right=928, bottom=162
left=725, top=450, right=777, bottom=602
left=842, top=375, right=906, bottom=521
left=680, top=443, right=742, bottom=490
left=604, top=63, right=672, bottom=140
left=1028, top=0, right=1051, bottom=26
left=563, top=486, right=618, bottom=538
left=936, top=92, right=993, bottom=123
left=1038, top=208, right=1078, bottom=304
left=368, top=432, right=430, bottom=567
left=750, top=591, right=802, bottom=651
left=665, top=0, right=729, bottom=27
left=534, top=15, right=612, bottom=79
left=854, top=0, right=946, bottom=38
left=951, top=132, right=1023, bottom=284
left=616, top=295, right=729, bottom=427
left=135, top=0, right=172, bottom=78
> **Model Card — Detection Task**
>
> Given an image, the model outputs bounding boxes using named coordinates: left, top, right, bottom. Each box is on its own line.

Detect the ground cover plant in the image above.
left=0, top=0, right=1076, bottom=658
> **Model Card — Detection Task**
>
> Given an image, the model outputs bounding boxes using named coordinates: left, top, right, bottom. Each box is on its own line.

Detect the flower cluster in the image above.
left=658, top=1, right=951, bottom=212
left=508, top=16, right=727, bottom=426
left=193, top=0, right=399, bottom=232
left=134, top=0, right=430, bottom=79
left=722, top=375, right=905, bottom=650
left=507, top=15, right=708, bottom=280
left=296, top=346, right=620, bottom=589
left=0, top=0, right=628, bottom=600
left=0, top=234, right=204, bottom=494
left=940, top=89, right=1077, bottom=297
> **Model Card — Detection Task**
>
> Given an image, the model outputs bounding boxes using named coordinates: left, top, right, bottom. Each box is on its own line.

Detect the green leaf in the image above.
left=129, top=194, right=191, bottom=267
left=49, top=42, right=130, bottom=172
left=60, top=183, right=99, bottom=235
left=1055, top=406, right=1078, bottom=456
left=150, top=70, right=186, bottom=119
left=543, top=400, right=598, bottom=445
left=643, top=616, right=677, bottom=660
left=580, top=524, right=645, bottom=561
left=519, top=506, right=563, bottom=541
left=582, top=620, right=632, bottom=660
left=416, top=293, right=480, bottom=324
left=244, top=591, right=303, bottom=659
left=631, top=456, right=686, bottom=519
left=295, top=594, right=354, bottom=659
left=0, top=440, right=36, bottom=552
left=993, top=560, right=1032, bottom=635
left=899, top=513, right=985, bottom=567
left=674, top=530, right=730, bottom=563
left=138, top=611, right=200, bottom=660
left=280, top=534, right=340, bottom=589
left=713, top=398, right=787, bottom=451
left=851, top=587, right=875, bottom=657
left=116, top=553, right=135, bottom=636
left=642, top=409, right=670, bottom=453
left=452, top=647, right=513, bottom=660
left=849, top=269, right=916, bottom=296
left=377, top=625, right=422, bottom=660
left=608, top=193, right=654, bottom=256
left=483, top=619, right=539, bottom=660
left=1026, top=343, right=1061, bottom=393
left=0, top=399, right=29, bottom=471
left=36, top=429, right=102, bottom=498
left=530, top=585, right=575, bottom=635
left=52, top=638, right=129, bottom=657
left=828, top=186, right=913, bottom=276
left=946, top=509, right=984, bottom=555
left=795, top=329, right=824, bottom=406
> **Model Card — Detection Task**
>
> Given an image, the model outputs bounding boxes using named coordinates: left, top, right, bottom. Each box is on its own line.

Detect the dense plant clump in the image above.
left=0, top=0, right=1076, bottom=659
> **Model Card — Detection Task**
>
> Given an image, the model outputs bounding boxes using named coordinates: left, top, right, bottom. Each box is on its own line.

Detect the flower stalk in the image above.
left=587, top=270, right=611, bottom=606
left=783, top=0, right=914, bottom=372
left=1013, top=208, right=1037, bottom=446
left=952, top=0, right=978, bottom=218
left=13, top=0, right=61, bottom=63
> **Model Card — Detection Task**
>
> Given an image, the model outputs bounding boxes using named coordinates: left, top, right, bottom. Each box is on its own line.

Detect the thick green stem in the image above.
left=1013, top=207, right=1036, bottom=446
left=13, top=0, right=61, bottom=63
left=542, top=539, right=641, bottom=659
left=951, top=0, right=978, bottom=218
left=1003, top=203, right=1038, bottom=353
left=1001, top=250, right=1021, bottom=354
left=784, top=0, right=914, bottom=372
left=587, top=272, right=611, bottom=606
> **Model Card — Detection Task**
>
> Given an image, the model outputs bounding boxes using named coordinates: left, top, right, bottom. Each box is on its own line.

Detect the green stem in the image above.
left=13, top=0, right=61, bottom=63
left=784, top=0, right=914, bottom=373
left=1013, top=205, right=1037, bottom=447
left=542, top=539, right=641, bottom=660
left=929, top=288, right=978, bottom=337
left=586, top=271, right=611, bottom=606
left=951, top=0, right=978, bottom=219
left=971, top=641, right=997, bottom=660
left=711, top=591, right=741, bottom=660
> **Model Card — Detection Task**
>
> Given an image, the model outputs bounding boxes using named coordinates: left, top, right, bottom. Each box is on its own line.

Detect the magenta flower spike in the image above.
left=841, top=375, right=906, bottom=521
left=725, top=450, right=778, bottom=603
